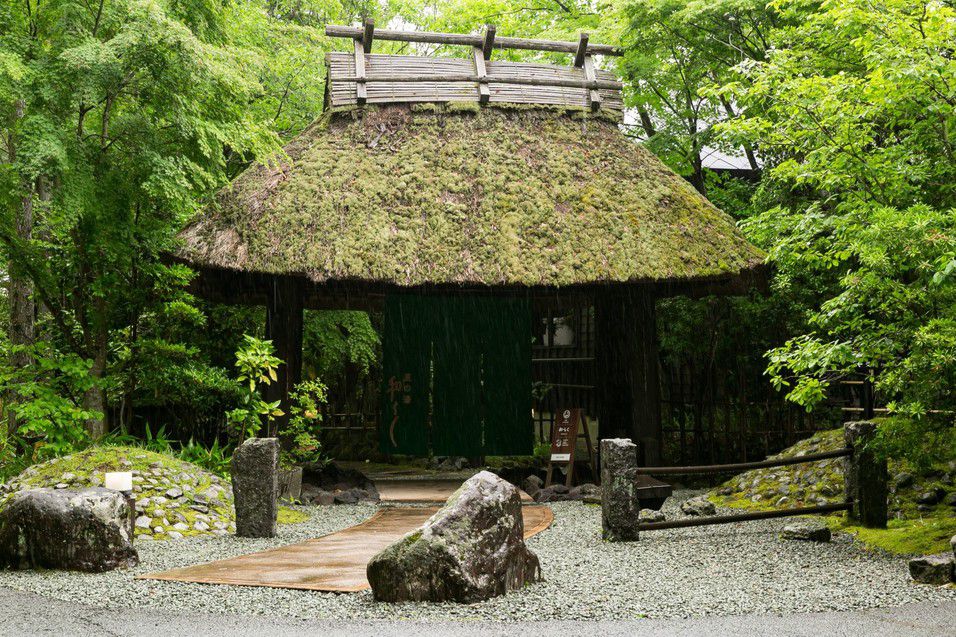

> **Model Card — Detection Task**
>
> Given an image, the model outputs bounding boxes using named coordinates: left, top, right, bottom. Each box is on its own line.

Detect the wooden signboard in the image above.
left=545, top=408, right=595, bottom=488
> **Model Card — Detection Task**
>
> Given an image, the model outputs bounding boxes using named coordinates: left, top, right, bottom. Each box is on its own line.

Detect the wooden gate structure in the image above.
left=176, top=22, right=767, bottom=461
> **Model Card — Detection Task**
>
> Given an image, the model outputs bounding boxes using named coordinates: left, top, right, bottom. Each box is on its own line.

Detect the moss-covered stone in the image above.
left=0, top=446, right=235, bottom=541
left=708, top=428, right=956, bottom=555
left=366, top=470, right=541, bottom=602
left=178, top=104, right=764, bottom=287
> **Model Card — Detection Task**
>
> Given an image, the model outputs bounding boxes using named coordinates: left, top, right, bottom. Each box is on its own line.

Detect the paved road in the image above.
left=1, top=587, right=953, bottom=636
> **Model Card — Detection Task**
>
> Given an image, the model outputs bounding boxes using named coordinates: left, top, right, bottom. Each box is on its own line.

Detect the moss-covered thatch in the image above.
left=179, top=104, right=764, bottom=287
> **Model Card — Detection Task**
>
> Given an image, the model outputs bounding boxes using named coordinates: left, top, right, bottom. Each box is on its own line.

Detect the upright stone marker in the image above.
left=844, top=421, right=888, bottom=528
left=601, top=438, right=640, bottom=541
left=231, top=437, right=279, bottom=537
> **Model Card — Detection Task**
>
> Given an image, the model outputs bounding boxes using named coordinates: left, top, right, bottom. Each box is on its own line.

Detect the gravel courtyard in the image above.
left=1, top=492, right=953, bottom=621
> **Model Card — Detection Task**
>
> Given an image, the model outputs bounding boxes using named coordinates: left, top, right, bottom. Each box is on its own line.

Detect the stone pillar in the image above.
left=232, top=438, right=279, bottom=538
left=844, top=421, right=887, bottom=528
left=600, top=438, right=640, bottom=541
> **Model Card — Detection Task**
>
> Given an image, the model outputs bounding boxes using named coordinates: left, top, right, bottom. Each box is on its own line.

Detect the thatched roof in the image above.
left=177, top=103, right=764, bottom=288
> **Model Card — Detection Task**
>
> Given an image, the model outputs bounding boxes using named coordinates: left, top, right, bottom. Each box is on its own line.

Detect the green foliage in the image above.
left=621, top=0, right=778, bottom=189
left=234, top=335, right=282, bottom=393
left=303, top=310, right=380, bottom=379
left=177, top=437, right=232, bottom=477
left=0, top=342, right=99, bottom=459
left=532, top=441, right=550, bottom=462
left=716, top=0, right=956, bottom=427
left=282, top=379, right=327, bottom=465
left=871, top=415, right=956, bottom=473
left=225, top=335, right=283, bottom=444
left=102, top=423, right=232, bottom=476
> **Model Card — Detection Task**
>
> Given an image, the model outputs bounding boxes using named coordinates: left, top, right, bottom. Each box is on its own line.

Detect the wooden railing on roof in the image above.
left=324, top=21, right=624, bottom=114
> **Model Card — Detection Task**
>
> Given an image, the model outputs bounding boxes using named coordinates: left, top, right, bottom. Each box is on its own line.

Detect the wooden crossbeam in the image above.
left=338, top=73, right=621, bottom=91
left=326, top=25, right=622, bottom=56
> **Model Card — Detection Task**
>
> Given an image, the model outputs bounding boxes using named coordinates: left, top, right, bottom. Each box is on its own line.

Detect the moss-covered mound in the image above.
left=709, top=428, right=956, bottom=554
left=178, top=104, right=764, bottom=287
left=0, top=447, right=235, bottom=541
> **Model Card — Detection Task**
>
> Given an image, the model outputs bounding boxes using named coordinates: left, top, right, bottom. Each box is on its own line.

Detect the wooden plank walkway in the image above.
left=140, top=505, right=553, bottom=593
left=376, top=479, right=534, bottom=504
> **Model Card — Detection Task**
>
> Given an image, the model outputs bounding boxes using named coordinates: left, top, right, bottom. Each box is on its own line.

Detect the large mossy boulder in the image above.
left=0, top=488, right=138, bottom=572
left=908, top=553, right=954, bottom=585
left=366, top=471, right=541, bottom=603
left=0, top=446, right=235, bottom=540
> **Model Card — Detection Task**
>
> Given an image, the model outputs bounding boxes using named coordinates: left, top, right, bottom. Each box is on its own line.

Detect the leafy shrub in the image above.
left=225, top=335, right=283, bottom=444
left=282, top=379, right=327, bottom=466
left=0, top=342, right=99, bottom=460
left=103, top=424, right=232, bottom=477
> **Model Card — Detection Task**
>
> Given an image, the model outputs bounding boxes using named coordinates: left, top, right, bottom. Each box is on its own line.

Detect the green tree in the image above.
left=621, top=0, right=783, bottom=192
left=715, top=0, right=956, bottom=417
left=0, top=0, right=281, bottom=437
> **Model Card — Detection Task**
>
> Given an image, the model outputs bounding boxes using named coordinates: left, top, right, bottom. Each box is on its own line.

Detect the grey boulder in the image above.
left=299, top=462, right=380, bottom=505
left=521, top=475, right=543, bottom=499
left=908, top=553, right=954, bottom=585
left=0, top=488, right=138, bottom=572
left=569, top=483, right=600, bottom=500
left=680, top=496, right=716, bottom=516
left=781, top=518, right=831, bottom=542
left=366, top=471, right=541, bottom=603
left=916, top=488, right=945, bottom=506
left=638, top=508, right=665, bottom=523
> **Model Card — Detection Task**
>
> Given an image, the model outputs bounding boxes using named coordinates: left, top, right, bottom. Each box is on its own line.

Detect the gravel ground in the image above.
left=1, top=491, right=953, bottom=621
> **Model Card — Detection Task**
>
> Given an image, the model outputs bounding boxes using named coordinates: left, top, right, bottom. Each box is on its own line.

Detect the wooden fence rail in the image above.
left=601, top=421, right=887, bottom=540
left=634, top=447, right=853, bottom=476
left=637, top=501, right=852, bottom=531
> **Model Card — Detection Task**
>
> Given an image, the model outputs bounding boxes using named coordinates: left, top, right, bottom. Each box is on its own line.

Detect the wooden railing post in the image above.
left=844, top=421, right=888, bottom=528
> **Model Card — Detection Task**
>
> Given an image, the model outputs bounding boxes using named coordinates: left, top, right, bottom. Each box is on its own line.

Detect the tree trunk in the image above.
left=717, top=94, right=760, bottom=172
left=637, top=106, right=656, bottom=139
left=82, top=300, right=109, bottom=439
left=689, top=150, right=706, bottom=196
left=5, top=100, right=35, bottom=436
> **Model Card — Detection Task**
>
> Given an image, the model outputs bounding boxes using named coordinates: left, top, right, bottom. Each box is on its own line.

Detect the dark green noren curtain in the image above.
left=381, top=294, right=531, bottom=456
left=380, top=295, right=433, bottom=455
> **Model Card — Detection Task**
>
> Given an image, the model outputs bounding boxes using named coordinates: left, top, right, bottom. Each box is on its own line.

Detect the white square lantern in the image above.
left=104, top=471, right=133, bottom=492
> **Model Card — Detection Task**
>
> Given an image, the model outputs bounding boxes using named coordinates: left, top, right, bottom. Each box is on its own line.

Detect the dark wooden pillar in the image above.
left=264, top=277, right=304, bottom=436
left=595, top=286, right=662, bottom=466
